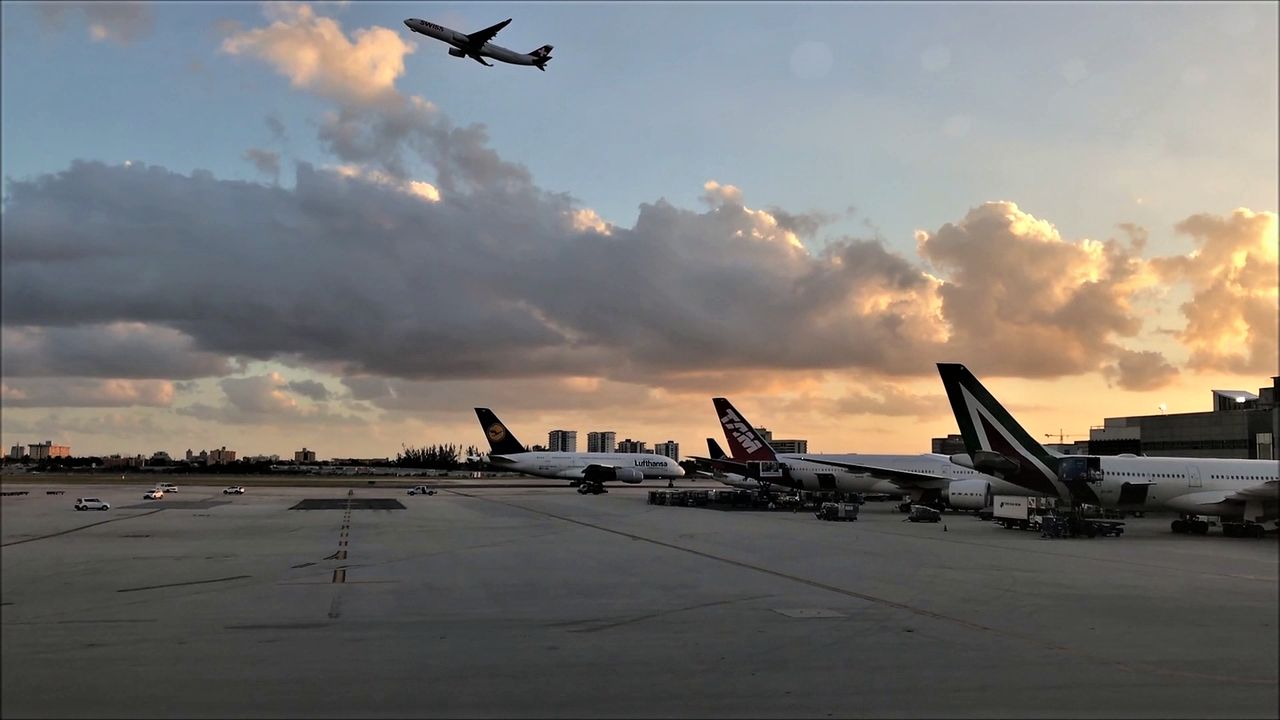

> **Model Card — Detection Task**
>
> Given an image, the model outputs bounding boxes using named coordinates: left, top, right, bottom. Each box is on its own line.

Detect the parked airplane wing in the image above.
left=466, top=18, right=511, bottom=47
left=797, top=457, right=948, bottom=490
left=1231, top=479, right=1279, bottom=500
left=688, top=455, right=751, bottom=474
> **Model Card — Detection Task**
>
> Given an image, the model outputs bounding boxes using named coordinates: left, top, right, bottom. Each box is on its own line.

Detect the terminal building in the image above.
left=547, top=430, right=577, bottom=453
left=1089, top=378, right=1278, bottom=459
left=586, top=431, right=616, bottom=453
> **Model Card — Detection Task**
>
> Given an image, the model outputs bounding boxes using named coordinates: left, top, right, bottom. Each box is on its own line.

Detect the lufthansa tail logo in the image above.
left=488, top=423, right=507, bottom=442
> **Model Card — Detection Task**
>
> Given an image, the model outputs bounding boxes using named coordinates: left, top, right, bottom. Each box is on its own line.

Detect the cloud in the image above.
left=1102, top=349, right=1180, bottom=391
left=287, top=379, right=331, bottom=401
left=1, top=378, right=174, bottom=407
left=1152, top=209, right=1279, bottom=375
left=265, top=114, right=287, bottom=142
left=917, top=201, right=1157, bottom=377
left=1, top=323, right=233, bottom=379
left=221, top=3, right=412, bottom=104
left=243, top=148, right=280, bottom=180
left=37, top=2, right=155, bottom=45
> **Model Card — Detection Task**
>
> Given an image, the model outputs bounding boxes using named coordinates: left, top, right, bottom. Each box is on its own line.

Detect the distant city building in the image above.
left=243, top=454, right=281, bottom=463
left=295, top=447, right=317, bottom=463
left=207, top=446, right=237, bottom=465
left=931, top=434, right=967, bottom=456
left=587, top=431, right=617, bottom=453
left=754, top=427, right=808, bottom=455
left=548, top=430, right=578, bottom=453
left=104, top=454, right=145, bottom=468
left=654, top=441, right=680, bottom=461
left=150, top=451, right=172, bottom=463
left=185, top=448, right=208, bottom=464
left=1089, top=377, right=1278, bottom=459
left=8, top=444, right=23, bottom=460
left=27, top=441, right=71, bottom=460
left=616, top=438, right=648, bottom=453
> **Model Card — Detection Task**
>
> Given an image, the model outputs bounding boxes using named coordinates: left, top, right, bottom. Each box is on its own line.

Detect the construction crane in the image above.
left=1044, top=429, right=1086, bottom=444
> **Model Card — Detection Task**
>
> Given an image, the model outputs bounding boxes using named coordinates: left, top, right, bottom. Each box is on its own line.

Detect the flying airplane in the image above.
left=403, top=18, right=553, bottom=70
left=474, top=408, right=682, bottom=494
left=937, top=362, right=1279, bottom=537
left=711, top=397, right=1042, bottom=511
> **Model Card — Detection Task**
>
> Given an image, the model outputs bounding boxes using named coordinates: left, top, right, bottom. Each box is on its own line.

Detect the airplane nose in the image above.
left=404, top=19, right=412, bottom=28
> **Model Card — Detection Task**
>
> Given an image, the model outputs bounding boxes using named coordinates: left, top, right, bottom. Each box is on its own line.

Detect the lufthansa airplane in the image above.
left=403, top=17, right=552, bottom=70
left=474, top=408, right=682, bottom=494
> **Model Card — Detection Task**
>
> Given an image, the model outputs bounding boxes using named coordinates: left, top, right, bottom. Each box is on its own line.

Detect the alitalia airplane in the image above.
left=403, top=17, right=553, bottom=70
left=474, top=408, right=682, bottom=494
left=937, top=363, right=1279, bottom=537
left=700, top=398, right=1038, bottom=511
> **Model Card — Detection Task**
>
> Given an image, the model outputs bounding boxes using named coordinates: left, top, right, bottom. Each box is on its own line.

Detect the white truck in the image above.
left=992, top=496, right=1057, bottom=530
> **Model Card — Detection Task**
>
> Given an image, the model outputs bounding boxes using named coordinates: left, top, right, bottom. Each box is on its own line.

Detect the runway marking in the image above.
left=331, top=491, right=354, bottom=585
left=1, top=509, right=165, bottom=547
left=456, top=491, right=1276, bottom=688
left=116, top=574, right=251, bottom=593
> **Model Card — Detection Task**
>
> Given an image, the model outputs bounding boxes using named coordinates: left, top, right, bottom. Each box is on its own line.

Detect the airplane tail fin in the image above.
left=531, top=44, right=552, bottom=70
left=712, top=397, right=778, bottom=462
left=936, top=363, right=1061, bottom=495
left=474, top=408, right=526, bottom=455
left=706, top=438, right=728, bottom=461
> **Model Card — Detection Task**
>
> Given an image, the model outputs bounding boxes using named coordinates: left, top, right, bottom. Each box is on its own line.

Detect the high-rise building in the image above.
left=8, top=444, right=23, bottom=460
left=208, top=446, right=237, bottom=465
left=587, top=431, right=616, bottom=453
left=27, top=441, right=71, bottom=460
left=931, top=434, right=966, bottom=455
left=548, top=430, right=578, bottom=453
left=616, top=438, right=648, bottom=453
left=654, top=441, right=680, bottom=461
left=754, top=427, right=808, bottom=454
left=295, top=447, right=317, bottom=463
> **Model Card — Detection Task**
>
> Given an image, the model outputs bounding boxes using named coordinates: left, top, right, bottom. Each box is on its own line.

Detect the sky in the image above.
left=1, top=1, right=1277, bottom=460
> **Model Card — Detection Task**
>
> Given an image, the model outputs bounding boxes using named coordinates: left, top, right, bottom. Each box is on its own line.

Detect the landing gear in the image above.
left=576, top=481, right=607, bottom=495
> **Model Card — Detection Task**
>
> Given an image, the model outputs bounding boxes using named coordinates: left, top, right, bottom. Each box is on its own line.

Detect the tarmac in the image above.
left=2, top=479, right=1277, bottom=718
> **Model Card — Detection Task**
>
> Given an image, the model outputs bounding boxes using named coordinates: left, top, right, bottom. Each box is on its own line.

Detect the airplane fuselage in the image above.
left=487, top=452, right=684, bottom=481
left=779, top=453, right=1035, bottom=497
left=1053, top=454, right=1279, bottom=521
left=404, top=19, right=542, bottom=66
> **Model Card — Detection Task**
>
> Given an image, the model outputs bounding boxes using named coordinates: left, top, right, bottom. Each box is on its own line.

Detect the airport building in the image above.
left=27, top=441, right=71, bottom=460
left=755, top=427, right=808, bottom=455
left=616, top=438, right=648, bottom=453
left=548, top=430, right=577, bottom=453
left=654, top=441, right=680, bottom=461
left=1089, top=377, right=1279, bottom=459
left=295, top=447, right=317, bottom=463
left=587, top=431, right=616, bottom=453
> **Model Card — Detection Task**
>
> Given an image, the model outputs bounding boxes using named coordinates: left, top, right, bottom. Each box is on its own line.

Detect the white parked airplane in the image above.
left=403, top=17, right=552, bottom=70
left=705, top=397, right=1040, bottom=511
left=937, top=362, right=1279, bottom=537
left=694, top=437, right=798, bottom=493
left=474, top=408, right=682, bottom=494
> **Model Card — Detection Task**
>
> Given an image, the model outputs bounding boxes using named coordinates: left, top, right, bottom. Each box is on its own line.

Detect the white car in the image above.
left=143, top=489, right=165, bottom=500
left=222, top=486, right=246, bottom=495
left=74, top=498, right=110, bottom=511
left=156, top=483, right=178, bottom=493
left=407, top=485, right=437, bottom=496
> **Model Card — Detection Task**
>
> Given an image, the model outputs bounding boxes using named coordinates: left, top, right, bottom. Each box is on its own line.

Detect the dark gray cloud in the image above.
left=1, top=324, right=232, bottom=379
left=287, top=379, right=331, bottom=401
left=265, top=114, right=287, bottom=143
left=243, top=148, right=280, bottom=181
left=1102, top=349, right=1180, bottom=391
left=37, top=2, right=155, bottom=45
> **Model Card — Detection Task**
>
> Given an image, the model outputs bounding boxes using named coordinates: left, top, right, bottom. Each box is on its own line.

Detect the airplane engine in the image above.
left=612, top=467, right=644, bottom=484
left=448, top=48, right=466, bottom=58
left=942, top=479, right=991, bottom=510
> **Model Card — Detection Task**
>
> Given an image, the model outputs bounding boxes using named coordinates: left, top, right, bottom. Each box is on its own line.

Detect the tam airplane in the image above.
left=474, top=408, right=682, bottom=494
left=403, top=18, right=553, bottom=70
left=938, top=363, right=1279, bottom=537
left=704, top=397, right=1040, bottom=511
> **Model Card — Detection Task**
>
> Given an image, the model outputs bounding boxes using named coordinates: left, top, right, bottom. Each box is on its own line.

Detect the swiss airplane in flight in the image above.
left=403, top=17, right=553, bottom=70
